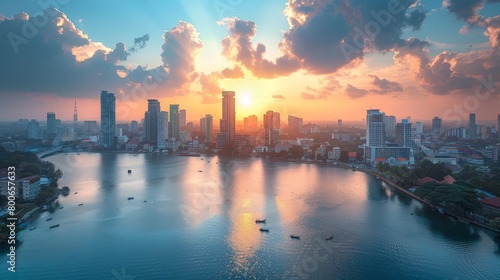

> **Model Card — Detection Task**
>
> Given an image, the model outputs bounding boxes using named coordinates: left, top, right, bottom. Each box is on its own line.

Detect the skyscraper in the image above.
left=169, top=104, right=179, bottom=139
left=100, top=90, right=116, bottom=149
left=396, top=119, right=412, bottom=147
left=179, top=109, right=186, bottom=128
left=220, top=91, right=235, bottom=146
left=432, top=117, right=442, bottom=136
left=145, top=99, right=161, bottom=146
left=264, top=111, right=276, bottom=146
left=157, top=111, right=168, bottom=149
left=73, top=99, right=78, bottom=129
left=366, top=109, right=386, bottom=147
left=46, top=112, right=56, bottom=139
left=272, top=112, right=280, bottom=131
left=469, top=113, right=476, bottom=139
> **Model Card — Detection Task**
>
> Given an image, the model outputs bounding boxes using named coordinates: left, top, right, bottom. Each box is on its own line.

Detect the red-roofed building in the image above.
left=348, top=152, right=357, bottom=161
left=416, top=177, right=438, bottom=185
left=440, top=175, right=456, bottom=185
left=481, top=197, right=500, bottom=216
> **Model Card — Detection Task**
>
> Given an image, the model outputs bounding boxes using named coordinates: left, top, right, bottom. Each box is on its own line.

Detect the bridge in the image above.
left=36, top=147, right=63, bottom=158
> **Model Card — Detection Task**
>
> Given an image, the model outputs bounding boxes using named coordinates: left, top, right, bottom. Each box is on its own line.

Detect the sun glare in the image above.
left=240, top=93, right=252, bottom=107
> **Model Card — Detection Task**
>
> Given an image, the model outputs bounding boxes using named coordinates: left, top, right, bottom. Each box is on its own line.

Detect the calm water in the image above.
left=1, top=153, right=499, bottom=279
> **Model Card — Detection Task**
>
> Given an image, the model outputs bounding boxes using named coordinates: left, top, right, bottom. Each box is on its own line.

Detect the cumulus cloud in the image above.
left=220, top=18, right=300, bottom=78
left=272, top=94, right=286, bottom=99
left=393, top=37, right=499, bottom=95
left=220, top=1, right=427, bottom=77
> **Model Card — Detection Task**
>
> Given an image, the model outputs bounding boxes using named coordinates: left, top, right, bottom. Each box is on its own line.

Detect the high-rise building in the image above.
left=169, top=104, right=180, bottom=139
left=73, top=99, right=78, bottom=129
left=338, top=119, right=342, bottom=128
left=497, top=114, right=500, bottom=134
left=384, top=115, right=396, bottom=137
left=204, top=114, right=213, bottom=143
left=272, top=112, right=280, bottom=131
left=145, top=99, right=161, bottom=146
left=157, top=111, right=168, bottom=148
left=288, top=115, right=303, bottom=134
left=220, top=91, right=235, bottom=146
left=396, top=119, right=412, bottom=147
left=46, top=112, right=56, bottom=139
left=100, top=90, right=116, bottom=149
left=432, top=117, right=442, bottom=136
left=415, top=122, right=423, bottom=134
left=264, top=111, right=278, bottom=146
left=366, top=109, right=386, bottom=147
left=247, top=115, right=258, bottom=132
left=179, top=109, right=186, bottom=128
left=27, top=119, right=40, bottom=139
left=469, top=113, right=476, bottom=139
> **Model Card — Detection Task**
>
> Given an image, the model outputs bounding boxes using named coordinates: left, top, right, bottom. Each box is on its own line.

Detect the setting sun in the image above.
left=240, top=93, right=252, bottom=107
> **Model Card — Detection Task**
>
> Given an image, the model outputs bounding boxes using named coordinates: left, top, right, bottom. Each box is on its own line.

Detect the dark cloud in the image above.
left=129, top=34, right=150, bottom=53
left=370, top=75, right=403, bottom=93
left=406, top=9, right=427, bottom=30
left=272, top=94, right=286, bottom=99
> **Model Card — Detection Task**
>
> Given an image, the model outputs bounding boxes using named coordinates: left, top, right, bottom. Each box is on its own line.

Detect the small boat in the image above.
left=325, top=235, right=333, bottom=241
left=144, top=200, right=147, bottom=203
left=74, top=192, right=78, bottom=194
left=128, top=197, right=134, bottom=200
left=255, top=219, right=266, bottom=223
left=259, top=228, right=269, bottom=232
left=78, top=203, right=83, bottom=206
left=437, top=207, right=445, bottom=214
left=30, top=227, right=36, bottom=231
left=290, top=235, right=300, bottom=239
left=49, top=224, right=60, bottom=229
left=46, top=218, right=52, bottom=221
left=128, top=170, right=132, bottom=173
left=77, top=153, right=80, bottom=155
left=59, top=206, right=64, bottom=209
left=197, top=170, right=203, bottom=172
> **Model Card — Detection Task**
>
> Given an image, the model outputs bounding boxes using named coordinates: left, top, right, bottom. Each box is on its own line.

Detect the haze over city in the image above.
left=0, top=0, right=499, bottom=123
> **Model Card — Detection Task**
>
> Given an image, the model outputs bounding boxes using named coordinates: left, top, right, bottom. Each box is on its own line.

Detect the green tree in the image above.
left=289, top=145, right=304, bottom=159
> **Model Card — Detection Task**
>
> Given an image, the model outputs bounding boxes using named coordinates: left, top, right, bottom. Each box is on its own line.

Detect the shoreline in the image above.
left=40, top=151, right=500, bottom=234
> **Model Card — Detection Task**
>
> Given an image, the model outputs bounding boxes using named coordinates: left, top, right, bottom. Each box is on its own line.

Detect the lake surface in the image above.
left=1, top=153, right=499, bottom=279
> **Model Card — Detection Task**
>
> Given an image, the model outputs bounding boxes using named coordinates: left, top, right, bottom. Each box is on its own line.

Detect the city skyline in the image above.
left=0, top=1, right=499, bottom=122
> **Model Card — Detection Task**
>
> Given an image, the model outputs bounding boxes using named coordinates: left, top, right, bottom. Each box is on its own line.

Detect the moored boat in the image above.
left=326, top=235, right=333, bottom=240
left=49, top=224, right=60, bottom=229
left=290, top=235, right=300, bottom=239
left=259, top=228, right=269, bottom=232
left=46, top=218, right=52, bottom=221
left=255, top=219, right=266, bottom=223
left=128, top=197, right=134, bottom=200
left=128, top=170, right=132, bottom=173
left=78, top=203, right=83, bottom=206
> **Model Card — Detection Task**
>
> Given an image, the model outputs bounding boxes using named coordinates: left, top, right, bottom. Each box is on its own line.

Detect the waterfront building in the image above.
left=179, top=109, right=186, bottom=128
left=169, top=104, right=180, bottom=139
left=145, top=99, right=161, bottom=146
left=46, top=112, right=56, bottom=139
left=288, top=115, right=303, bottom=135
left=384, top=115, right=396, bottom=137
left=220, top=91, right=235, bottom=146
left=100, top=90, right=116, bottom=149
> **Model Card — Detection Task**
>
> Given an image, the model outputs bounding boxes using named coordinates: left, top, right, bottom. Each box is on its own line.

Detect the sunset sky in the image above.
left=0, top=0, right=499, bottom=124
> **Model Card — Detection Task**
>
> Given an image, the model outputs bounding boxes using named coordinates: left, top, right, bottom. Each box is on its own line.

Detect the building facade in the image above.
left=100, top=90, right=116, bottom=149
